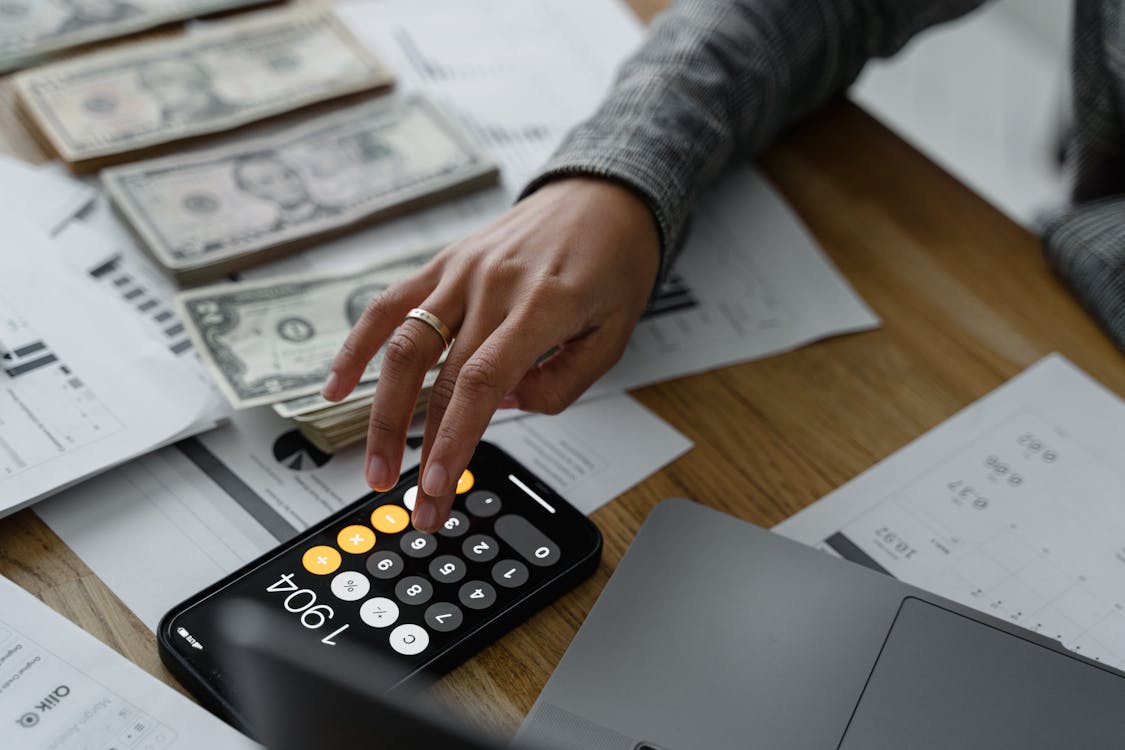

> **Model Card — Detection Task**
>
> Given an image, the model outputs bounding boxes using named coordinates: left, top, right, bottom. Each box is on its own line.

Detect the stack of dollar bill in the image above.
left=176, top=247, right=443, bottom=454
left=13, top=6, right=394, bottom=171
left=103, top=94, right=500, bottom=283
left=0, top=0, right=272, bottom=73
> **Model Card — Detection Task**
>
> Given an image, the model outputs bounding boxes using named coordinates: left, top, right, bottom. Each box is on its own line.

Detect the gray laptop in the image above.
left=220, top=499, right=1125, bottom=749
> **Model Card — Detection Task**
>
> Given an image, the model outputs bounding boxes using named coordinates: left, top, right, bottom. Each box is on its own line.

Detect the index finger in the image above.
left=323, top=270, right=438, bottom=401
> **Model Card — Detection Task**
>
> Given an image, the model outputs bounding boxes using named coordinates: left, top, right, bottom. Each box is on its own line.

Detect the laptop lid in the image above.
left=518, top=499, right=1125, bottom=750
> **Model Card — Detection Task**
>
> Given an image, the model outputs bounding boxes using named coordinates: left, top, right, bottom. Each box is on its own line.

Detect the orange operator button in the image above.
left=456, top=469, right=475, bottom=494
left=371, top=504, right=410, bottom=534
left=337, top=525, right=376, bottom=554
left=302, top=545, right=342, bottom=575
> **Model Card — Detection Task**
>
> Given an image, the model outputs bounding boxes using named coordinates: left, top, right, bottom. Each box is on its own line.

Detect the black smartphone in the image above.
left=157, top=441, right=602, bottom=730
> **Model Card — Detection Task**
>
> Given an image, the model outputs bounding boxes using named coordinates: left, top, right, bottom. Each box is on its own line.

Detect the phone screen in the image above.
left=159, top=442, right=600, bottom=716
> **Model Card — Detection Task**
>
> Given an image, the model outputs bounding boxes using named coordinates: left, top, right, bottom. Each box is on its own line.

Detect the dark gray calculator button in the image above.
left=458, top=581, right=496, bottom=610
left=429, top=555, right=467, bottom=584
left=401, top=531, right=437, bottom=558
left=465, top=490, right=501, bottom=517
left=395, top=576, right=433, bottom=606
left=462, top=534, right=499, bottom=563
left=425, top=602, right=464, bottom=632
left=494, top=515, right=560, bottom=567
left=366, top=550, right=404, bottom=580
left=491, top=560, right=529, bottom=588
left=438, top=510, right=470, bottom=538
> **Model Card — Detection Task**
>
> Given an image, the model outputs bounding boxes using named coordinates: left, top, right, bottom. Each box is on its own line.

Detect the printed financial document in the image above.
left=0, top=223, right=213, bottom=515
left=37, top=394, right=690, bottom=631
left=0, top=576, right=255, bottom=750
left=777, top=355, right=1125, bottom=670
left=243, top=0, right=880, bottom=389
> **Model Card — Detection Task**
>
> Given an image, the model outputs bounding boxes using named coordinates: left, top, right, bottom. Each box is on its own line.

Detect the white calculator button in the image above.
left=403, top=485, right=418, bottom=511
left=389, top=624, right=429, bottom=656
left=359, top=597, right=400, bottom=629
left=330, top=571, right=370, bottom=601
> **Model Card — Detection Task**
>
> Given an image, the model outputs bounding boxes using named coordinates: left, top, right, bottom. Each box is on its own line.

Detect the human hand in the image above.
left=323, top=177, right=661, bottom=531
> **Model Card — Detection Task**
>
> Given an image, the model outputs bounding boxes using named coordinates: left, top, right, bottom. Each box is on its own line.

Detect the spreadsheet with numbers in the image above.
left=777, top=354, right=1125, bottom=670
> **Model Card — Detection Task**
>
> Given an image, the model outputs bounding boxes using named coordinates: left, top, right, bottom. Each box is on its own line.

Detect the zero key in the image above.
left=494, top=515, right=560, bottom=567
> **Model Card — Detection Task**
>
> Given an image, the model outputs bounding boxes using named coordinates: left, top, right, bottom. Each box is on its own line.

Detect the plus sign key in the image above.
left=301, top=545, right=342, bottom=575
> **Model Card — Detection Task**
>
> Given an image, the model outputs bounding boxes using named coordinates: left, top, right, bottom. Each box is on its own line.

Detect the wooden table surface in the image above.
left=2, top=0, right=1123, bottom=740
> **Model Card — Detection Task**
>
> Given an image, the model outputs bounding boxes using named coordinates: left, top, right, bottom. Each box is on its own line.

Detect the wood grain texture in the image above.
left=2, top=0, right=1124, bottom=741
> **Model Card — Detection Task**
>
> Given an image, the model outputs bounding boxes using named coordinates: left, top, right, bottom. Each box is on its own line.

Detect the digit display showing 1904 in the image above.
left=265, top=572, right=350, bottom=647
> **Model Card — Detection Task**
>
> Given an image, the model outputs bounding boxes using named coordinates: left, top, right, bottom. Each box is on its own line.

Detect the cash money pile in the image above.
left=0, top=0, right=271, bottom=73
left=14, top=6, right=393, bottom=170
left=103, top=94, right=499, bottom=282
left=9, top=1, right=503, bottom=454
left=176, top=247, right=443, bottom=453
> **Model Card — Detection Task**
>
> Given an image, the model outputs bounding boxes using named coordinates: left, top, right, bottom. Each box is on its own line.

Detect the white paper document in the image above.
left=589, top=168, right=879, bottom=396
left=55, top=201, right=207, bottom=365
left=777, top=355, right=1125, bottom=670
left=853, top=0, right=1072, bottom=229
left=0, top=225, right=213, bottom=515
left=52, top=200, right=230, bottom=433
left=244, top=0, right=879, bottom=386
left=37, top=394, right=690, bottom=631
left=0, top=576, right=255, bottom=750
left=0, top=155, right=95, bottom=235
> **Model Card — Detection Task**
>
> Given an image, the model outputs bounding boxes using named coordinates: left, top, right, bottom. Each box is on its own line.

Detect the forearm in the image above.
left=525, top=0, right=986, bottom=278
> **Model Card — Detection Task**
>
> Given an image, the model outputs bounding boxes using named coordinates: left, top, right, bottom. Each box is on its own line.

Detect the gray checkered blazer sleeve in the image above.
left=523, top=0, right=984, bottom=287
left=525, top=0, right=1125, bottom=351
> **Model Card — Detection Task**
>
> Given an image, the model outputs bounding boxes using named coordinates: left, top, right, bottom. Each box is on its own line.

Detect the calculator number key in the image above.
left=458, top=581, right=497, bottom=610
left=429, top=555, right=467, bottom=584
left=389, top=624, right=429, bottom=656
left=401, top=531, right=437, bottom=558
left=463, top=534, right=499, bottom=563
left=438, top=510, right=470, bottom=538
left=396, top=576, right=434, bottom=606
left=492, top=560, right=529, bottom=589
left=425, top=602, right=464, bottom=632
left=366, top=551, right=404, bottom=580
left=494, top=515, right=560, bottom=566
